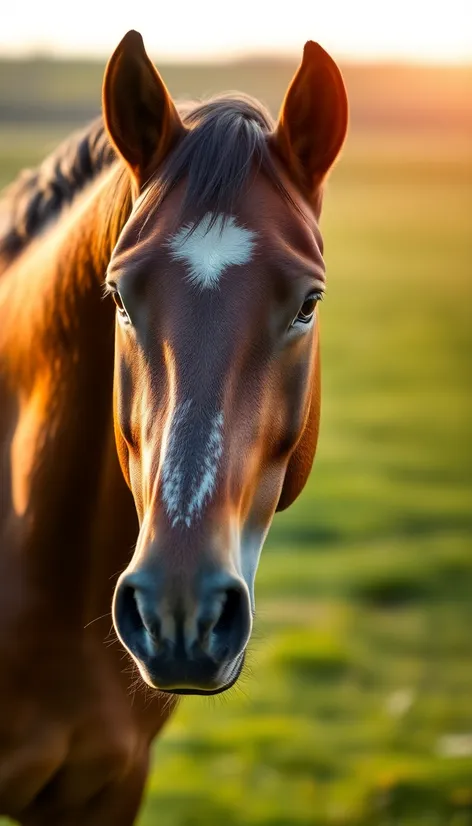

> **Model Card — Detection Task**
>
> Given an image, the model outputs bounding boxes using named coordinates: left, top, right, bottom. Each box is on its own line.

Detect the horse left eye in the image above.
left=293, top=292, right=323, bottom=326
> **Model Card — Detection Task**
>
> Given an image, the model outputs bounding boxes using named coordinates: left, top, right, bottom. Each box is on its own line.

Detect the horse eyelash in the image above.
left=101, top=280, right=116, bottom=299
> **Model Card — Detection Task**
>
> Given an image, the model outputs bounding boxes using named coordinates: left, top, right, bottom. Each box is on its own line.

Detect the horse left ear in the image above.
left=102, top=30, right=186, bottom=190
left=271, top=41, right=348, bottom=205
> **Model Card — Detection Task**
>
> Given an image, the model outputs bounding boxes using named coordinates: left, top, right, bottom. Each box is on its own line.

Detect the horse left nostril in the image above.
left=198, top=577, right=251, bottom=663
left=213, top=589, right=242, bottom=641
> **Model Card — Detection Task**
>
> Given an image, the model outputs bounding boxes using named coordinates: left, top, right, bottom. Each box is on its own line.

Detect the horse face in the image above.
left=103, top=31, right=347, bottom=694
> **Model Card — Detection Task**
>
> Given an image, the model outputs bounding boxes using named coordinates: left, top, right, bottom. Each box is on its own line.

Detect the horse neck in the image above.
left=3, top=166, right=137, bottom=624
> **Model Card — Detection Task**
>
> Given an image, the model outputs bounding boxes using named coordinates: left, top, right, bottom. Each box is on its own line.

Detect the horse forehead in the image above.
left=116, top=181, right=321, bottom=288
left=167, top=213, right=257, bottom=289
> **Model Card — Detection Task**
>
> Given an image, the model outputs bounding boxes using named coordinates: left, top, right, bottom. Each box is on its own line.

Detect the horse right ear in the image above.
left=102, top=30, right=186, bottom=190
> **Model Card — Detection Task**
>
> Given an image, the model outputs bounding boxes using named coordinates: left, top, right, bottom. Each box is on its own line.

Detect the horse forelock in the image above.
left=140, top=94, right=305, bottom=234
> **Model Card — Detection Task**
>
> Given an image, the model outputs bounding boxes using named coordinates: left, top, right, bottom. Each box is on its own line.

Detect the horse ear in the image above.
left=271, top=41, right=348, bottom=205
left=276, top=336, right=321, bottom=512
left=102, top=30, right=185, bottom=189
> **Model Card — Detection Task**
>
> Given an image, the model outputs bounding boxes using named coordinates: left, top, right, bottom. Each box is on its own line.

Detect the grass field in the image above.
left=0, top=60, right=471, bottom=825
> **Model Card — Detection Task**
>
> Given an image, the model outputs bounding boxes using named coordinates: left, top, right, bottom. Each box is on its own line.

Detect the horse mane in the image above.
left=0, top=118, right=116, bottom=260
left=0, top=93, right=305, bottom=264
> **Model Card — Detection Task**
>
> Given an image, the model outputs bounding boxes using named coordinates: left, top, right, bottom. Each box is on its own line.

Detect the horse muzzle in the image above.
left=112, top=566, right=252, bottom=694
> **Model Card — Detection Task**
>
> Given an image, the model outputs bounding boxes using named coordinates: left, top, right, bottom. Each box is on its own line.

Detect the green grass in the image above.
left=0, top=111, right=470, bottom=823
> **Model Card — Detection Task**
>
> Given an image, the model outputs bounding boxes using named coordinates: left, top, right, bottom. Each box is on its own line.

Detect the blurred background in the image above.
left=1, top=2, right=471, bottom=824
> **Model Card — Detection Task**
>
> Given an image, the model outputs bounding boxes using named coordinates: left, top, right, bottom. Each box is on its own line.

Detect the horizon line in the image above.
left=0, top=47, right=471, bottom=68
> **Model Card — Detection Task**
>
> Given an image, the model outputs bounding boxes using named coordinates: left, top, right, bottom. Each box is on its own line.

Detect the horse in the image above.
left=0, top=30, right=348, bottom=826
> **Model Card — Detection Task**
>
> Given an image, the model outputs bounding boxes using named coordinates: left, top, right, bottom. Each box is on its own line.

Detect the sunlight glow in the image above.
left=2, top=0, right=471, bottom=63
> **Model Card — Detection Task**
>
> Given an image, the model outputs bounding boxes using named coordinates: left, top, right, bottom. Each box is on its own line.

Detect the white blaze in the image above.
left=161, top=402, right=224, bottom=528
left=168, top=213, right=256, bottom=288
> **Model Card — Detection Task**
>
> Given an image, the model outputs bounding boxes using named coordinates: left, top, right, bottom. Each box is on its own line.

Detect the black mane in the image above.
left=0, top=93, right=300, bottom=260
left=0, top=118, right=115, bottom=259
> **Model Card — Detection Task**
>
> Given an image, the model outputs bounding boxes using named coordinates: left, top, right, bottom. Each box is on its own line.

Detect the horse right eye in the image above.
left=111, top=290, right=131, bottom=324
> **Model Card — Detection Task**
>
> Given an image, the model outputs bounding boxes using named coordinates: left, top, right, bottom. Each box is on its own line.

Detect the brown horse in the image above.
left=0, top=31, right=347, bottom=825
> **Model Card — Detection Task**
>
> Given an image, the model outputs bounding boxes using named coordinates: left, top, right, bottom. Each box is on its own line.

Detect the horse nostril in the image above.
left=202, top=580, right=251, bottom=663
left=114, top=578, right=161, bottom=653
left=214, top=589, right=242, bottom=638
left=116, top=581, right=144, bottom=638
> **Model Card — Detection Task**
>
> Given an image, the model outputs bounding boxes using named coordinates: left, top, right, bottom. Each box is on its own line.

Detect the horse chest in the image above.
left=0, top=647, right=148, bottom=818
left=0, top=378, right=173, bottom=819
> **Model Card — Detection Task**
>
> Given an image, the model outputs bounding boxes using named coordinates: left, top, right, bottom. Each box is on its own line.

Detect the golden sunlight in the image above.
left=2, top=0, right=471, bottom=62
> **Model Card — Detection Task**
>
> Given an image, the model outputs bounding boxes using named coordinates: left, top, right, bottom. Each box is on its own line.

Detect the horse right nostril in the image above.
left=114, top=578, right=161, bottom=655
left=113, top=582, right=144, bottom=645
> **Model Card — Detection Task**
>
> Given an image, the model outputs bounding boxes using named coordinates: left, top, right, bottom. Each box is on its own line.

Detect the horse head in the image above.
left=103, top=31, right=348, bottom=694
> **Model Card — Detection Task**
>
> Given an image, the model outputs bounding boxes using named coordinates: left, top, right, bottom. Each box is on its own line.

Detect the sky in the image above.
left=1, top=0, right=471, bottom=63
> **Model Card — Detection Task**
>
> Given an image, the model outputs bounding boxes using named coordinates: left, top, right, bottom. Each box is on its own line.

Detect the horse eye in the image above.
left=294, top=292, right=323, bottom=326
left=111, top=290, right=130, bottom=323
